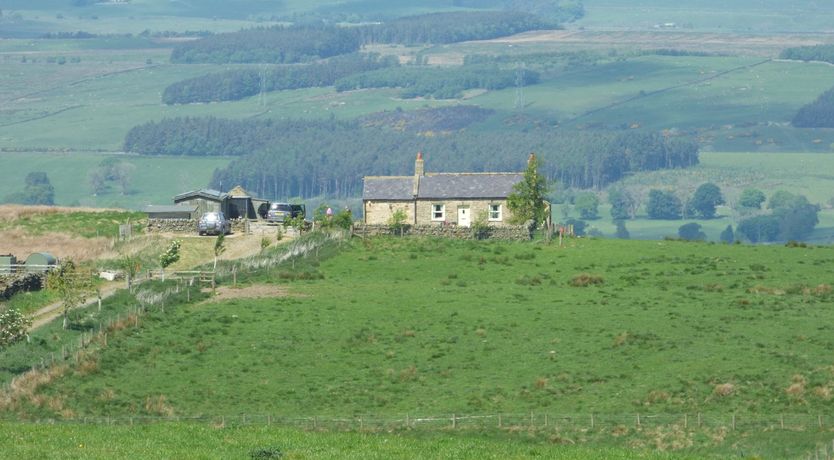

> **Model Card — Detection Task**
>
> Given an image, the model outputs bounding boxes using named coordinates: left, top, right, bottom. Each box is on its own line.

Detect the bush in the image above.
left=0, top=308, right=30, bottom=349
left=570, top=273, right=604, bottom=287
left=678, top=222, right=706, bottom=241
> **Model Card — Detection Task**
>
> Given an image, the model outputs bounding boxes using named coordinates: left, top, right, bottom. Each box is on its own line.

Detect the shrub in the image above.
left=0, top=308, right=31, bottom=349
left=570, top=273, right=604, bottom=287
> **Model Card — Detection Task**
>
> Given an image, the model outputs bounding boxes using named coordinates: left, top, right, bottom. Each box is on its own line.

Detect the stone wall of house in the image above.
left=353, top=223, right=530, bottom=240
left=414, top=199, right=514, bottom=227
left=363, top=201, right=415, bottom=226
left=146, top=218, right=249, bottom=234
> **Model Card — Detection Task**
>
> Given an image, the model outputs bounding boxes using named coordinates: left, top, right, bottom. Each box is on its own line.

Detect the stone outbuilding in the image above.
left=173, top=189, right=229, bottom=216
left=363, top=153, right=537, bottom=227
left=142, top=204, right=198, bottom=220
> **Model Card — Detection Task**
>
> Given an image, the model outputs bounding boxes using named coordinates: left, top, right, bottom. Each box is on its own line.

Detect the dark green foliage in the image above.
left=646, top=189, right=681, bottom=220
left=170, top=25, right=363, bottom=64
left=607, top=187, right=634, bottom=220
left=507, top=154, right=549, bottom=227
left=170, top=13, right=556, bottom=65
left=124, top=117, right=699, bottom=199
left=792, top=87, right=834, bottom=128
left=739, top=188, right=766, bottom=209
left=780, top=44, right=834, bottom=64
left=738, top=191, right=819, bottom=242
left=719, top=224, right=734, bottom=244
left=678, top=222, right=706, bottom=241
left=737, top=215, right=781, bottom=243
left=574, top=192, right=599, bottom=220
left=3, top=171, right=55, bottom=205
left=163, top=53, right=397, bottom=104
left=358, top=106, right=494, bottom=132
left=335, top=65, right=539, bottom=99
left=614, top=220, right=629, bottom=239
left=690, top=182, right=724, bottom=219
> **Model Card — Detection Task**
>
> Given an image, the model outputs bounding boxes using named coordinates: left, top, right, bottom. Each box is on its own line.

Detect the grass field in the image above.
left=0, top=153, right=231, bottom=208
left=4, top=48, right=833, bottom=153
left=5, top=235, right=834, bottom=456
left=0, top=423, right=687, bottom=460
left=577, top=0, right=834, bottom=33
left=558, top=152, right=834, bottom=243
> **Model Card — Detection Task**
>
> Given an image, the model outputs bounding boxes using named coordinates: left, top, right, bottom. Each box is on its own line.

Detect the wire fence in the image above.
left=5, top=412, right=834, bottom=434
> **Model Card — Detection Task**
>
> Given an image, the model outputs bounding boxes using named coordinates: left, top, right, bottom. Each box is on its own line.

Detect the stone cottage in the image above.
left=363, top=153, right=531, bottom=227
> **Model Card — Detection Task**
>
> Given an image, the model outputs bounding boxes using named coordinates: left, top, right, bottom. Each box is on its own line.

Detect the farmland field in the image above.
left=0, top=152, right=231, bottom=208
left=4, top=235, right=834, bottom=457
left=0, top=423, right=685, bottom=460
left=576, top=0, right=834, bottom=33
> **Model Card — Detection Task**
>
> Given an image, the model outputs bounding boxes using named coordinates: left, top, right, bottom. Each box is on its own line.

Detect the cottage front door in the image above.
left=458, top=207, right=471, bottom=227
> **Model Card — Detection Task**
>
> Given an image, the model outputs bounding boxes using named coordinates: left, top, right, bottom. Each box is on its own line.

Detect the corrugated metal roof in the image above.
left=173, top=189, right=228, bottom=202
left=363, top=177, right=414, bottom=200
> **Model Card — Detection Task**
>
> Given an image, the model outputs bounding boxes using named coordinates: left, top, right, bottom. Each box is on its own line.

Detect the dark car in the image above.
left=197, top=211, right=231, bottom=235
left=267, top=203, right=305, bottom=223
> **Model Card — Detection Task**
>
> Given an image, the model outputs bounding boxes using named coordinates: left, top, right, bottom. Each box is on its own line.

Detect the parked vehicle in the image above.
left=197, top=211, right=231, bottom=235
left=266, top=203, right=305, bottom=223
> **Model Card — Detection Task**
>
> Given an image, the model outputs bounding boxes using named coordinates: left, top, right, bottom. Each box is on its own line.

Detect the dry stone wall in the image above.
left=146, top=218, right=249, bottom=234
left=0, top=273, right=44, bottom=301
left=353, top=224, right=531, bottom=240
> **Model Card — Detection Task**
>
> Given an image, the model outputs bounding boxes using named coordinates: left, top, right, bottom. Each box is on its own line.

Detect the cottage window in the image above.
left=488, top=204, right=502, bottom=221
left=432, top=204, right=445, bottom=221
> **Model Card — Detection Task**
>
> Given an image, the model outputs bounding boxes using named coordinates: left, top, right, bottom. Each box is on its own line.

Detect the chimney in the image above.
left=412, top=152, right=423, bottom=197
left=415, top=151, right=425, bottom=176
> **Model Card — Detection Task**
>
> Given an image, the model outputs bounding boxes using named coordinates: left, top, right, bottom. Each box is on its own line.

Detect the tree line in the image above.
left=163, top=53, right=398, bottom=105
left=792, top=87, right=834, bottom=128
left=334, top=65, right=540, bottom=99
left=123, top=116, right=699, bottom=199
left=780, top=45, right=834, bottom=64
left=170, top=25, right=364, bottom=64
left=170, top=11, right=557, bottom=65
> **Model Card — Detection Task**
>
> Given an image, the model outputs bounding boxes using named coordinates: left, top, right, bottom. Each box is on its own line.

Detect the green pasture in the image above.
left=562, top=152, right=834, bottom=243
left=0, top=47, right=453, bottom=151
left=0, top=153, right=231, bottom=208
left=472, top=56, right=834, bottom=136
left=7, top=236, right=834, bottom=456
left=3, top=47, right=834, bottom=152
left=0, top=423, right=684, bottom=460
left=577, top=0, right=834, bottom=33
left=0, top=210, right=144, bottom=238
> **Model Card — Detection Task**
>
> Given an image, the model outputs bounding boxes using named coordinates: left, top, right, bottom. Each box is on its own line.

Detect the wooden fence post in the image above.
left=636, top=413, right=641, bottom=428
left=452, top=414, right=456, bottom=429
left=684, top=413, right=688, bottom=429
left=591, top=413, right=595, bottom=429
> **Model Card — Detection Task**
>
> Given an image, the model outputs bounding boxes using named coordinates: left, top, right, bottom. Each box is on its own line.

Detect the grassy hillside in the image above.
left=0, top=423, right=685, bottom=460
left=8, top=235, right=834, bottom=456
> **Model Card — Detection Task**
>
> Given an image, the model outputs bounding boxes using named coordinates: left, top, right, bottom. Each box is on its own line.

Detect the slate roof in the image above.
left=418, top=173, right=522, bottom=199
left=363, top=177, right=414, bottom=200
left=173, top=189, right=228, bottom=202
left=363, top=173, right=522, bottom=200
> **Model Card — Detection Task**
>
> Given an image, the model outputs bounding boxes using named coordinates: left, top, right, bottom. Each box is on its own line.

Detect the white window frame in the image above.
left=431, top=204, right=445, bottom=221
left=488, top=204, right=502, bottom=222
